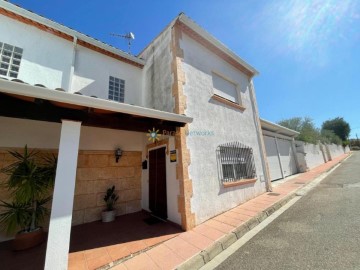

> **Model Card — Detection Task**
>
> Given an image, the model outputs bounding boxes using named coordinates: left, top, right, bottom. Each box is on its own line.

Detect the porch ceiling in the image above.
left=0, top=79, right=192, bottom=133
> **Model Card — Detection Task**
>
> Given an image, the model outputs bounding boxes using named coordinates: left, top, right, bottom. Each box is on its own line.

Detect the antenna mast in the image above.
left=110, top=32, right=135, bottom=54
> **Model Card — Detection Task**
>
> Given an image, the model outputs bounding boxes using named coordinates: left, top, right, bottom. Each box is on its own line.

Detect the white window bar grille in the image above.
left=216, top=142, right=256, bottom=183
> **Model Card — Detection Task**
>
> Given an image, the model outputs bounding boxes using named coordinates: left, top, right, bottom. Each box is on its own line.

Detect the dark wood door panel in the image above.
left=148, top=147, right=167, bottom=219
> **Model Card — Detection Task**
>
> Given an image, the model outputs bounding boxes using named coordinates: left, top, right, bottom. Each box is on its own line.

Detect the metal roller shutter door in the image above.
left=263, top=136, right=283, bottom=181
left=277, top=138, right=297, bottom=177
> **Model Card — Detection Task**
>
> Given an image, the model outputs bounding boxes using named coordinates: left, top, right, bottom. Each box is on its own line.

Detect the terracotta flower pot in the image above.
left=102, top=210, right=116, bottom=222
left=12, top=227, right=45, bottom=251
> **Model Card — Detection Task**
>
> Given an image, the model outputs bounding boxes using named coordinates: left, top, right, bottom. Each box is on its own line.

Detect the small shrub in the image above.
left=103, top=186, right=119, bottom=211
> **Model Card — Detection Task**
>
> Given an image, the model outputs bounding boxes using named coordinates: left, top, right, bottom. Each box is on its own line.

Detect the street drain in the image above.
left=267, top=192, right=281, bottom=196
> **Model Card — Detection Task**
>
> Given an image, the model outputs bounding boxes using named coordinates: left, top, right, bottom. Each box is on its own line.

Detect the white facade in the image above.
left=0, top=5, right=279, bottom=269
left=0, top=3, right=271, bottom=231
left=0, top=15, right=143, bottom=106
left=71, top=46, right=142, bottom=105
left=0, top=15, right=73, bottom=89
left=180, top=33, right=267, bottom=224
left=139, top=27, right=175, bottom=112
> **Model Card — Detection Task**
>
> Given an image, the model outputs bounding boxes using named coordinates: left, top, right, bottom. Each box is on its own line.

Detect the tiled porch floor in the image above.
left=0, top=211, right=181, bottom=270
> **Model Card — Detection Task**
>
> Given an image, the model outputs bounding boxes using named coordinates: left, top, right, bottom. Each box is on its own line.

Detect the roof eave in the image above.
left=260, top=118, right=300, bottom=137
left=178, top=14, right=259, bottom=77
left=1, top=1, right=145, bottom=67
left=0, top=80, right=192, bottom=124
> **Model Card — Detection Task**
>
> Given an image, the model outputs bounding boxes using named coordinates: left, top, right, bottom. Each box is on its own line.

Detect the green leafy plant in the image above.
left=103, top=186, right=119, bottom=211
left=278, top=117, right=320, bottom=144
left=278, top=116, right=349, bottom=146
left=322, top=117, right=351, bottom=142
left=0, top=146, right=57, bottom=234
left=320, top=129, right=342, bottom=145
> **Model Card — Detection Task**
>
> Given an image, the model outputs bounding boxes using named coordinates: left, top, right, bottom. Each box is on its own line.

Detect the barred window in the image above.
left=216, top=142, right=256, bottom=183
left=108, top=76, right=125, bottom=102
left=0, top=42, right=23, bottom=78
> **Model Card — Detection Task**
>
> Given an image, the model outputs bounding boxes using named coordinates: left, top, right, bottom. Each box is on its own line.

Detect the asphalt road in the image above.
left=216, top=152, right=360, bottom=270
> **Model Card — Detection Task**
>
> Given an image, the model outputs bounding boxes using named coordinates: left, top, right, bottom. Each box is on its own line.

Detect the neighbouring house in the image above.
left=260, top=118, right=350, bottom=181
left=0, top=1, right=325, bottom=269
left=260, top=118, right=300, bottom=181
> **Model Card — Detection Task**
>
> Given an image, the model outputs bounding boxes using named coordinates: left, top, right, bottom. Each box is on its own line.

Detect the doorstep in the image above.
left=106, top=153, right=350, bottom=270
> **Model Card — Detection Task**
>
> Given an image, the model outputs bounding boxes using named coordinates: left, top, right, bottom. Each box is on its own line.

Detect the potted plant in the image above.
left=0, top=146, right=57, bottom=250
left=102, top=185, right=119, bottom=223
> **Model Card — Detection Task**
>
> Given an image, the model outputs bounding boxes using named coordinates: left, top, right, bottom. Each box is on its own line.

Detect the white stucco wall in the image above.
left=0, top=15, right=73, bottom=89
left=0, top=117, right=144, bottom=151
left=295, top=141, right=326, bottom=171
left=71, top=46, right=143, bottom=106
left=139, top=27, right=174, bottom=112
left=180, top=33, right=266, bottom=225
left=141, top=136, right=181, bottom=224
left=0, top=15, right=143, bottom=106
left=327, top=144, right=345, bottom=159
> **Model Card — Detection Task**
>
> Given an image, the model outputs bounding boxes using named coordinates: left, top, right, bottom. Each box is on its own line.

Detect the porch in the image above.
left=0, top=211, right=181, bottom=270
left=0, top=79, right=192, bottom=269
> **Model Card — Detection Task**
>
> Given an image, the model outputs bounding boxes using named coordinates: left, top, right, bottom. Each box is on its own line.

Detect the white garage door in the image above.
left=264, top=136, right=283, bottom=181
left=277, top=138, right=297, bottom=177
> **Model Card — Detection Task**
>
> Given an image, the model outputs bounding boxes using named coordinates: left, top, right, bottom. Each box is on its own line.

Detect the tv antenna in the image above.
left=110, top=32, right=135, bottom=54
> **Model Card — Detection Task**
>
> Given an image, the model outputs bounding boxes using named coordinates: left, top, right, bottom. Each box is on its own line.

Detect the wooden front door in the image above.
left=149, top=147, right=167, bottom=219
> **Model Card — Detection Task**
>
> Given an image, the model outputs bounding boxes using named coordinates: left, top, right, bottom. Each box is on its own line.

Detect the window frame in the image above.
left=0, top=42, right=23, bottom=79
left=108, top=76, right=125, bottom=103
left=216, top=142, right=257, bottom=187
left=211, top=71, right=245, bottom=111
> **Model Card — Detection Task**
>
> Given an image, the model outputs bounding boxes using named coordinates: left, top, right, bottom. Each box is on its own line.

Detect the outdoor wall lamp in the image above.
left=115, top=148, right=123, bottom=163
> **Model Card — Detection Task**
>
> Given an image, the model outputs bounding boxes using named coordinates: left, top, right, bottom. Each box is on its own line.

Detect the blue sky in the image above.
left=11, top=0, right=360, bottom=138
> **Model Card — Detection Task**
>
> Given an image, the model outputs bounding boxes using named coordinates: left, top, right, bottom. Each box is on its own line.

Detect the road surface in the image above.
left=216, top=152, right=360, bottom=270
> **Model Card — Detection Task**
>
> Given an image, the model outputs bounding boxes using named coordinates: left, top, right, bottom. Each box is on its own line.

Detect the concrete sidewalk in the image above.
left=109, top=153, right=350, bottom=270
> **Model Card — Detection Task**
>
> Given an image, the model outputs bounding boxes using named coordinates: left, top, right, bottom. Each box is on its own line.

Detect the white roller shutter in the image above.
left=277, top=138, right=297, bottom=177
left=264, top=136, right=283, bottom=181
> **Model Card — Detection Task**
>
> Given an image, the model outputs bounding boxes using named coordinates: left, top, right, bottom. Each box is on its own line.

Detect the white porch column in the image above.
left=45, top=120, right=81, bottom=270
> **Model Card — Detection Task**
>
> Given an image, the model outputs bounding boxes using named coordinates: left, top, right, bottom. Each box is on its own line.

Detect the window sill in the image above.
left=223, top=178, right=257, bottom=188
left=212, top=94, right=246, bottom=111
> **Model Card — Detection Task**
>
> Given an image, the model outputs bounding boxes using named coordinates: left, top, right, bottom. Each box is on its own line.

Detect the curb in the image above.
left=175, top=155, right=349, bottom=270
left=176, top=194, right=296, bottom=270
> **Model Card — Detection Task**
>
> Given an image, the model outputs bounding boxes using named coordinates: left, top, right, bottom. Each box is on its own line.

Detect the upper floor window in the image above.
left=216, top=142, right=256, bottom=183
left=0, top=42, right=23, bottom=78
left=212, top=72, right=238, bottom=103
left=108, top=76, right=125, bottom=103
